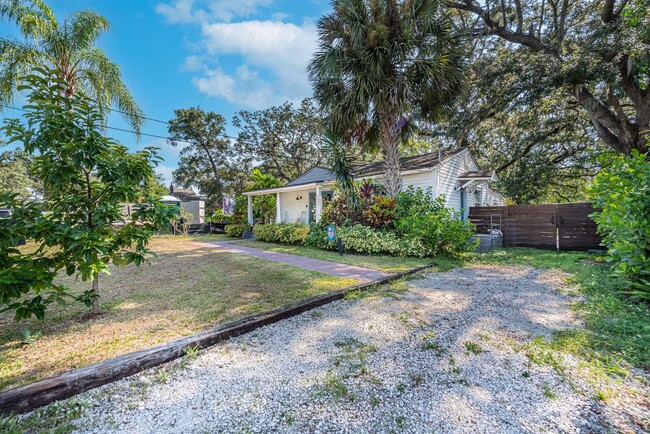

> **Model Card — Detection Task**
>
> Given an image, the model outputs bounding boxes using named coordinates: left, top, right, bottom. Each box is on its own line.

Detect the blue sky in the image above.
left=1, top=0, right=331, bottom=185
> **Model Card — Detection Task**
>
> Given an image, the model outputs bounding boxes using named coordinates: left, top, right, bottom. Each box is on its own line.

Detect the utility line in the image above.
left=0, top=103, right=240, bottom=143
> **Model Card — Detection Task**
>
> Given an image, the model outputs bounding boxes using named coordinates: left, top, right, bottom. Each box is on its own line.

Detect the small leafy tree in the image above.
left=590, top=149, right=650, bottom=300
left=0, top=68, right=173, bottom=320
left=171, top=209, right=193, bottom=236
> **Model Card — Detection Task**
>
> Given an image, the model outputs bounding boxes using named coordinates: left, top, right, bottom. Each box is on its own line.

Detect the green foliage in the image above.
left=0, top=149, right=37, bottom=198
left=233, top=99, right=324, bottom=183
left=169, top=107, right=248, bottom=209
left=306, top=224, right=428, bottom=258
left=395, top=187, right=444, bottom=217
left=231, top=194, right=249, bottom=224
left=589, top=150, right=650, bottom=299
left=253, top=223, right=309, bottom=245
left=395, top=187, right=477, bottom=257
left=361, top=196, right=397, bottom=229
left=224, top=223, right=252, bottom=238
left=207, top=209, right=231, bottom=223
left=246, top=169, right=281, bottom=223
left=0, top=68, right=173, bottom=321
left=321, top=194, right=354, bottom=227
left=447, top=0, right=650, bottom=159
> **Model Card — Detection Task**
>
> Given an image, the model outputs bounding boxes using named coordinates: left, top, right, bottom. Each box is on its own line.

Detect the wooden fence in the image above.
left=468, top=202, right=603, bottom=251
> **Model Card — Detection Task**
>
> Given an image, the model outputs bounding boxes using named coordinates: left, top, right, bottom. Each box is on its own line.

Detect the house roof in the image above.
left=170, top=188, right=204, bottom=201
left=458, top=170, right=497, bottom=181
left=245, top=148, right=480, bottom=196
left=352, top=148, right=466, bottom=177
left=286, top=166, right=337, bottom=187
left=459, top=170, right=496, bottom=179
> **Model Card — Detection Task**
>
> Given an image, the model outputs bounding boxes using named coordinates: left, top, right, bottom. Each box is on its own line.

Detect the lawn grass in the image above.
left=470, top=248, right=650, bottom=372
left=0, top=235, right=356, bottom=392
left=235, top=240, right=433, bottom=273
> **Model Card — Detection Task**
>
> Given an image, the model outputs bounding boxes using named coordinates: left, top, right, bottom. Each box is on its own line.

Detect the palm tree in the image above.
left=309, top=0, right=465, bottom=197
left=247, top=169, right=282, bottom=223
left=0, top=0, right=144, bottom=133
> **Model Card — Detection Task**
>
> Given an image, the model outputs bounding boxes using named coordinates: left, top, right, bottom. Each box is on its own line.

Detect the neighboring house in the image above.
left=244, top=148, right=506, bottom=225
left=169, top=185, right=206, bottom=224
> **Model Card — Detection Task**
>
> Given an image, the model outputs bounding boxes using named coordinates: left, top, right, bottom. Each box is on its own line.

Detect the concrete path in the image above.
left=194, top=241, right=390, bottom=282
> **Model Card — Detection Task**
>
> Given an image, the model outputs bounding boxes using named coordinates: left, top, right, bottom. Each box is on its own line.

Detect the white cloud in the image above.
left=156, top=0, right=273, bottom=24
left=192, top=20, right=317, bottom=108
left=157, top=2, right=318, bottom=108
left=181, top=54, right=206, bottom=71
left=155, top=0, right=205, bottom=24
left=192, top=65, right=276, bottom=108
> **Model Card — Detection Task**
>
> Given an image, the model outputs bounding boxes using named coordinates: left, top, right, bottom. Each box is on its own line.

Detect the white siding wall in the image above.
left=279, top=189, right=311, bottom=224
left=436, top=149, right=479, bottom=214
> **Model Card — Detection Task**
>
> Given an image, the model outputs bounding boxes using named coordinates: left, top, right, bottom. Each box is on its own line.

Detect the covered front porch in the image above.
left=244, top=182, right=335, bottom=225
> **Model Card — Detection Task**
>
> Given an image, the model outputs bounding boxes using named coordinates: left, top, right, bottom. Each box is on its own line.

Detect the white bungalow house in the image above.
left=244, top=148, right=506, bottom=225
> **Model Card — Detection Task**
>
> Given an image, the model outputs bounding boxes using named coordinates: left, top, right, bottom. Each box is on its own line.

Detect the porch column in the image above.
left=247, top=195, right=254, bottom=225
left=315, top=185, right=322, bottom=223
left=276, top=192, right=282, bottom=223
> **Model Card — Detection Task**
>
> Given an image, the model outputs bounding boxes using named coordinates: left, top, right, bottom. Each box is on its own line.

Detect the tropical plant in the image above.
left=309, top=0, right=465, bottom=197
left=362, top=196, right=397, bottom=229
left=0, top=0, right=144, bottom=132
left=590, top=150, right=650, bottom=299
left=246, top=169, right=282, bottom=223
left=0, top=68, right=172, bottom=320
left=323, top=129, right=359, bottom=210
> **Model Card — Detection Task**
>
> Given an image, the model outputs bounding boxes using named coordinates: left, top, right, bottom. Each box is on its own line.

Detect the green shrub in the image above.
left=589, top=150, right=650, bottom=299
left=208, top=209, right=232, bottom=223
left=322, top=195, right=353, bottom=226
left=361, top=196, right=397, bottom=229
left=306, top=224, right=428, bottom=257
left=253, top=223, right=309, bottom=245
left=225, top=223, right=252, bottom=238
left=306, top=224, right=336, bottom=249
left=396, top=186, right=445, bottom=217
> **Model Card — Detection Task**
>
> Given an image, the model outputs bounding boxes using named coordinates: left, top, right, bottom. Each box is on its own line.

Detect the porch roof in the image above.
left=244, top=181, right=334, bottom=196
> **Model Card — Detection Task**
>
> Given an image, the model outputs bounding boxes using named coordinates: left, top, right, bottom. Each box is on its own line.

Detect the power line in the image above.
left=1, top=103, right=239, bottom=144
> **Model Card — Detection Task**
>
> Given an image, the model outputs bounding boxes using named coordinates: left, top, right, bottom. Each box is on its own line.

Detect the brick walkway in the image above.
left=194, top=241, right=390, bottom=282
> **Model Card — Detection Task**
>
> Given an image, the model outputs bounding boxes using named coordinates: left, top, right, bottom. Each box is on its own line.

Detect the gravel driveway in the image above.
left=55, top=265, right=647, bottom=433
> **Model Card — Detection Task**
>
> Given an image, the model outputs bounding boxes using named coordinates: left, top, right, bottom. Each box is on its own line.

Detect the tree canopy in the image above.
left=448, top=0, right=650, bottom=155
left=233, top=99, right=324, bottom=183
left=169, top=107, right=247, bottom=209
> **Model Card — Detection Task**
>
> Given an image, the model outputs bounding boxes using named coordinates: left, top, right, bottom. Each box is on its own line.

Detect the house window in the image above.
left=474, top=190, right=482, bottom=207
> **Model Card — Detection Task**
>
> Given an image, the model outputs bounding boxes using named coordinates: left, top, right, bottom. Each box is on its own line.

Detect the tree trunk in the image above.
left=379, top=113, right=402, bottom=198
left=91, top=274, right=99, bottom=313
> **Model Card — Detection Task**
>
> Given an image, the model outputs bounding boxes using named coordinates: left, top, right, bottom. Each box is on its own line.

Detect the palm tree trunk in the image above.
left=91, top=274, right=99, bottom=313
left=380, top=113, right=402, bottom=198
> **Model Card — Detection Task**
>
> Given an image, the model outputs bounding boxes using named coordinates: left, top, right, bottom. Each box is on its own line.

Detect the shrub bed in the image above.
left=224, top=223, right=252, bottom=238
left=253, top=222, right=308, bottom=245
left=252, top=186, right=477, bottom=258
